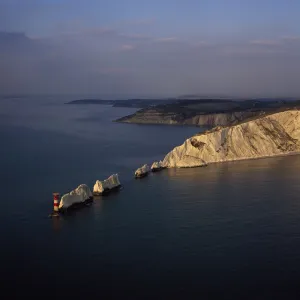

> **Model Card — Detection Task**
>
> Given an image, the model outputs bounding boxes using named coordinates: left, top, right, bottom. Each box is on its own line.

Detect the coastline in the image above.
left=164, top=151, right=300, bottom=168
left=162, top=110, right=300, bottom=168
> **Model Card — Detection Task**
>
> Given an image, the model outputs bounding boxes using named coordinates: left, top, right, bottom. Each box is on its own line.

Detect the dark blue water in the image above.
left=1, top=96, right=300, bottom=299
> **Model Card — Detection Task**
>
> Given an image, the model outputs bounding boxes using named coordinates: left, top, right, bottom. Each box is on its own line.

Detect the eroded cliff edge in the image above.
left=163, top=110, right=300, bottom=167
left=117, top=109, right=261, bottom=126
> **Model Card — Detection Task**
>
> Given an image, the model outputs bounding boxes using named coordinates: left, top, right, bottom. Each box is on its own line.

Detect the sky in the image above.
left=1, top=0, right=300, bottom=97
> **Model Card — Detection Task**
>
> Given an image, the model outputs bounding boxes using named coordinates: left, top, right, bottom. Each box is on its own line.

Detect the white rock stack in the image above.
left=151, top=160, right=165, bottom=172
left=135, top=164, right=150, bottom=178
left=93, top=174, right=121, bottom=195
left=59, top=184, right=93, bottom=209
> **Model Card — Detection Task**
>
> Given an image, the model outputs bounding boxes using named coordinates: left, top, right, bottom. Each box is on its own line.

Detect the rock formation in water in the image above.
left=163, top=110, right=300, bottom=167
left=59, top=184, right=93, bottom=209
left=93, top=174, right=121, bottom=195
left=135, top=164, right=150, bottom=178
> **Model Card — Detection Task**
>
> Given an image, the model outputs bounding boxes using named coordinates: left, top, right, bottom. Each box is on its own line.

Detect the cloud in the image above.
left=122, top=18, right=156, bottom=26
left=154, top=37, right=178, bottom=43
left=222, top=45, right=283, bottom=56
left=280, top=36, right=300, bottom=46
left=97, top=68, right=131, bottom=74
left=120, top=44, right=135, bottom=51
left=250, top=39, right=281, bottom=46
left=191, top=41, right=210, bottom=48
left=55, top=27, right=116, bottom=38
left=119, top=33, right=151, bottom=40
left=281, top=36, right=300, bottom=41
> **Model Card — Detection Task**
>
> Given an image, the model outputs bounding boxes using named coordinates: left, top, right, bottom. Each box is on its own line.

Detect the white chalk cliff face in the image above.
left=163, top=110, right=300, bottom=168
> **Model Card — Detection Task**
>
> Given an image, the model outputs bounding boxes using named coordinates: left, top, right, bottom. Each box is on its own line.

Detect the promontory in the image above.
left=163, top=110, right=300, bottom=167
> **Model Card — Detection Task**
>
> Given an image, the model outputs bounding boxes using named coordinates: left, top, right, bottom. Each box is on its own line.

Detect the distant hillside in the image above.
left=66, top=99, right=114, bottom=105
left=115, top=99, right=300, bottom=127
left=66, top=98, right=177, bottom=108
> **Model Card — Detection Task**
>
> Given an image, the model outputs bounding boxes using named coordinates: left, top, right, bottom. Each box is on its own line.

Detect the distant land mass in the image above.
left=66, top=97, right=300, bottom=127
left=115, top=98, right=300, bottom=127
left=66, top=98, right=177, bottom=108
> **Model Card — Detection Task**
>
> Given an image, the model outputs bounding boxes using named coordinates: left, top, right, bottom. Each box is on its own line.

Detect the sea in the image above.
left=1, top=95, right=300, bottom=299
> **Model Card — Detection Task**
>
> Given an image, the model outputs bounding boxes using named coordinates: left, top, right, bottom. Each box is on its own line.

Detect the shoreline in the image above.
left=114, top=119, right=210, bottom=129
left=165, top=150, right=300, bottom=169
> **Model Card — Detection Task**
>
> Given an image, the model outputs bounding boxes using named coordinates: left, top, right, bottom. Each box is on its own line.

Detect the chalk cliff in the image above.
left=163, top=110, right=300, bottom=167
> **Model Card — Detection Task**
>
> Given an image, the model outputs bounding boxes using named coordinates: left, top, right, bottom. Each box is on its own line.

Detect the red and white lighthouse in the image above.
left=53, top=193, right=60, bottom=212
